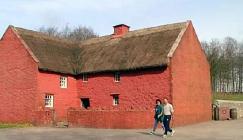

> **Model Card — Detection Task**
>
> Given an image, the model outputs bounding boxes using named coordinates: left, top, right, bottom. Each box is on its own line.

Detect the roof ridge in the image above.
left=127, top=21, right=188, bottom=35
left=79, top=21, right=188, bottom=46
left=12, top=21, right=188, bottom=47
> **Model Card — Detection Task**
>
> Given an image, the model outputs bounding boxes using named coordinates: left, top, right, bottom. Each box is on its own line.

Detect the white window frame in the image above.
left=112, top=94, right=119, bottom=106
left=82, top=74, right=88, bottom=82
left=114, top=72, right=120, bottom=82
left=45, top=95, right=54, bottom=108
left=60, top=76, right=68, bottom=88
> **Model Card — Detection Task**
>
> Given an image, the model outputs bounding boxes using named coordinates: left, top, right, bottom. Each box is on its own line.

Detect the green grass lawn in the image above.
left=213, top=92, right=243, bottom=101
left=0, top=123, right=32, bottom=129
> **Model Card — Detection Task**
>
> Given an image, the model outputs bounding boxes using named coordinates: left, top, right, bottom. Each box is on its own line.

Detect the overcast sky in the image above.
left=1, top=0, right=243, bottom=41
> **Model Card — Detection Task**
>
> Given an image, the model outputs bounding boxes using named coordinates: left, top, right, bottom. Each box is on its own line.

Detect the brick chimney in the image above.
left=113, top=24, right=130, bottom=37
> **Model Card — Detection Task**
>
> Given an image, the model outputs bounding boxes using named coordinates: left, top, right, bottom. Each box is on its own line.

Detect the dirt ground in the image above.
left=0, top=119, right=243, bottom=140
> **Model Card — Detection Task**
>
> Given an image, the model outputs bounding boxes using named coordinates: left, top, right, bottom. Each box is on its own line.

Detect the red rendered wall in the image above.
left=77, top=68, right=171, bottom=110
left=36, top=72, right=80, bottom=121
left=170, top=22, right=212, bottom=126
left=0, top=27, right=38, bottom=123
left=73, top=68, right=171, bottom=128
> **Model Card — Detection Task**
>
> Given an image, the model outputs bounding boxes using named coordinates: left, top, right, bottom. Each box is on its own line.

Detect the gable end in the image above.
left=10, top=26, right=39, bottom=63
left=167, top=21, right=190, bottom=58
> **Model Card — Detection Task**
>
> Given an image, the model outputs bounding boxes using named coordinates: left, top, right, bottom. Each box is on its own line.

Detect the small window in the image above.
left=112, top=95, right=119, bottom=106
left=60, top=76, right=67, bottom=88
left=114, top=72, right=120, bottom=82
left=82, top=74, right=88, bottom=82
left=81, top=98, right=90, bottom=109
left=45, top=95, right=54, bottom=108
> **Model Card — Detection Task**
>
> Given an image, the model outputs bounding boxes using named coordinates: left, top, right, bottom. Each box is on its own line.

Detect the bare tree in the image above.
left=202, top=37, right=243, bottom=94
left=39, top=26, right=60, bottom=37
left=237, top=43, right=243, bottom=92
left=201, top=40, right=221, bottom=92
left=69, top=26, right=97, bottom=41
left=38, top=25, right=98, bottom=41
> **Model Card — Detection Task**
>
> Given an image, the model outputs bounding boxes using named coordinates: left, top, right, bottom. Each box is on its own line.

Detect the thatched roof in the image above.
left=13, top=21, right=189, bottom=75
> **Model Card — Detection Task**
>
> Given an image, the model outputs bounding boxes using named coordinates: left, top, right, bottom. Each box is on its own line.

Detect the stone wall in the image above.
left=33, top=109, right=55, bottom=126
left=215, top=100, right=243, bottom=119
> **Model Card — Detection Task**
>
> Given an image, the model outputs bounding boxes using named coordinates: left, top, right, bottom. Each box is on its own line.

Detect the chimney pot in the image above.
left=113, top=24, right=130, bottom=37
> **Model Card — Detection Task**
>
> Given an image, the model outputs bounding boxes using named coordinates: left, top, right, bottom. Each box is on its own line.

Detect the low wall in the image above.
left=67, top=109, right=155, bottom=129
left=33, top=109, right=55, bottom=126
left=215, top=100, right=243, bottom=119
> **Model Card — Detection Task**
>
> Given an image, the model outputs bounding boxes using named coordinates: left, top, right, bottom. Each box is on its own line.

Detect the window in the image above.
left=81, top=98, right=90, bottom=109
left=114, top=72, right=120, bottom=82
left=82, top=74, right=88, bottom=82
left=60, top=76, right=67, bottom=88
left=112, top=95, right=119, bottom=106
left=45, top=95, right=54, bottom=108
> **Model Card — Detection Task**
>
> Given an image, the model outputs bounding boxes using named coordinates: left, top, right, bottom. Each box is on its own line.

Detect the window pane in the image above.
left=45, top=95, right=53, bottom=107
left=112, top=95, right=119, bottom=106
left=114, top=73, right=120, bottom=82
left=82, top=74, right=88, bottom=82
left=60, top=76, right=68, bottom=88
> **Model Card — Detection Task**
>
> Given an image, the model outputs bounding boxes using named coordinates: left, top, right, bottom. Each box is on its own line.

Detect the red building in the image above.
left=0, top=21, right=212, bottom=128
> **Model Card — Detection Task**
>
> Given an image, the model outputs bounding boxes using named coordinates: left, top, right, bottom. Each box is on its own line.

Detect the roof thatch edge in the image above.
left=39, top=67, right=76, bottom=76
left=11, top=26, right=39, bottom=63
left=167, top=20, right=190, bottom=58
left=76, top=64, right=168, bottom=75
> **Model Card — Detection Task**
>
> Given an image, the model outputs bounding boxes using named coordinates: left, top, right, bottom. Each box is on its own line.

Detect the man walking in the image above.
left=163, top=98, right=175, bottom=138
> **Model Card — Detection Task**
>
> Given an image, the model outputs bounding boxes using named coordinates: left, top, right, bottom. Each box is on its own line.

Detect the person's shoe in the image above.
left=162, top=134, right=167, bottom=138
left=170, top=129, right=175, bottom=136
left=149, top=131, right=155, bottom=135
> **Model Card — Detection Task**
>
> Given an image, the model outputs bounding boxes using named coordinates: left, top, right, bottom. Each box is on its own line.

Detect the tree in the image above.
left=68, top=26, right=97, bottom=41
left=38, top=24, right=98, bottom=41
left=39, top=26, right=59, bottom=37
left=223, top=37, right=238, bottom=92
left=237, top=42, right=243, bottom=92
left=201, top=37, right=243, bottom=93
left=201, top=39, right=221, bottom=92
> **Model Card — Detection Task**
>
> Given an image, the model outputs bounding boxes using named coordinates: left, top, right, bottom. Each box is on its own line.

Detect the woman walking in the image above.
left=150, top=99, right=164, bottom=135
